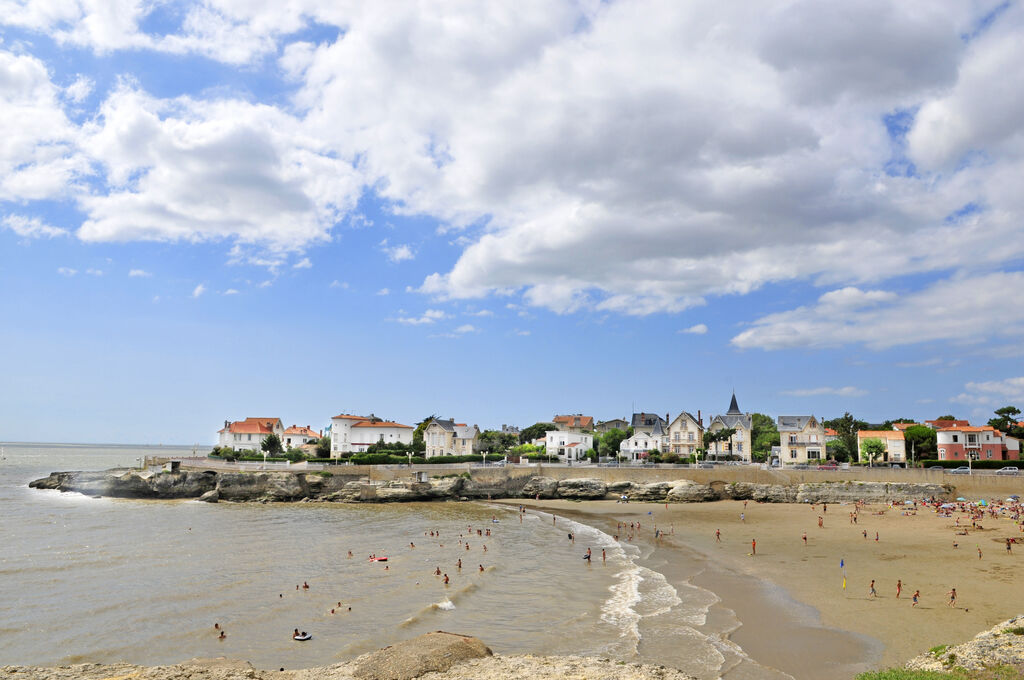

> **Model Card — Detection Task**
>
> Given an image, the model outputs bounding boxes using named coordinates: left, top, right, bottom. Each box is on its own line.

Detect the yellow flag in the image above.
left=842, top=577, right=846, bottom=590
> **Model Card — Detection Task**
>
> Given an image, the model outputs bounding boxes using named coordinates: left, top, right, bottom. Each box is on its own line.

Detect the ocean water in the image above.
left=0, top=444, right=787, bottom=678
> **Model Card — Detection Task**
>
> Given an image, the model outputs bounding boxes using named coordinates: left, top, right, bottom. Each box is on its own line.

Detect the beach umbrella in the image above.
left=1010, top=495, right=1021, bottom=500
left=941, top=503, right=954, bottom=508
left=904, top=500, right=913, bottom=504
left=1008, top=498, right=1018, bottom=503
left=978, top=499, right=988, bottom=506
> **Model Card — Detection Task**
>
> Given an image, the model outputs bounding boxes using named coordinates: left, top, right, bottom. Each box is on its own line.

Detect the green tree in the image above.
left=860, top=437, right=887, bottom=465
left=880, top=418, right=917, bottom=430
left=703, top=428, right=736, bottom=458
left=597, top=428, right=630, bottom=459
left=826, top=440, right=848, bottom=462
left=412, top=415, right=437, bottom=449
left=936, top=414, right=957, bottom=421
left=283, top=448, right=307, bottom=462
left=988, top=406, right=1022, bottom=434
left=315, top=436, right=331, bottom=457
left=750, top=413, right=780, bottom=459
left=903, top=425, right=937, bottom=462
left=519, top=422, right=557, bottom=444
left=261, top=433, right=283, bottom=455
left=824, top=412, right=868, bottom=462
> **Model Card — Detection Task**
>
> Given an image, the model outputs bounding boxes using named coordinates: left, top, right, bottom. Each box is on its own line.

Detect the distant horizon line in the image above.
left=1, top=441, right=201, bottom=449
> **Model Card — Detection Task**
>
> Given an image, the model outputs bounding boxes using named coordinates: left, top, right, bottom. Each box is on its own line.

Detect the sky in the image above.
left=2, top=0, right=1024, bottom=445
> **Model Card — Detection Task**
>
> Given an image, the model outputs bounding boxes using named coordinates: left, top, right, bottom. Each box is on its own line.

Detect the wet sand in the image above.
left=507, top=497, right=1024, bottom=678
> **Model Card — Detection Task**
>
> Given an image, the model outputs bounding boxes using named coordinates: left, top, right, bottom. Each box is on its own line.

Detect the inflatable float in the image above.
left=293, top=633, right=312, bottom=641
left=369, top=557, right=388, bottom=562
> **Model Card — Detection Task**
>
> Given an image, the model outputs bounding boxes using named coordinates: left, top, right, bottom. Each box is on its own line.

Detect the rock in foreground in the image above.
left=353, top=631, right=491, bottom=680
left=905, top=615, right=1024, bottom=672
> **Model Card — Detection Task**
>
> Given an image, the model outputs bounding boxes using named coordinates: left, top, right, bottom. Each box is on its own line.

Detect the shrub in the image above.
left=1006, top=627, right=1024, bottom=635
left=316, top=471, right=333, bottom=478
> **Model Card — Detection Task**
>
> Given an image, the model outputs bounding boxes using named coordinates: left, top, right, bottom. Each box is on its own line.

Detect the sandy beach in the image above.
left=507, top=497, right=1024, bottom=678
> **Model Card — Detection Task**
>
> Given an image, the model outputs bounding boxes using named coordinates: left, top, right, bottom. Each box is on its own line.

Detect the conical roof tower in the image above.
left=727, top=392, right=741, bottom=415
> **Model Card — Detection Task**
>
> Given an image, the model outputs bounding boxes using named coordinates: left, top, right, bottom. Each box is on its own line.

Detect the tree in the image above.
left=903, top=425, right=937, bottom=462
left=703, top=428, right=736, bottom=458
left=860, top=437, right=887, bottom=465
left=880, top=418, right=917, bottom=430
left=598, top=428, right=630, bottom=459
left=315, top=436, right=331, bottom=458
left=283, top=448, right=307, bottom=462
left=412, top=415, right=437, bottom=449
left=824, top=412, right=868, bottom=462
left=988, top=406, right=1022, bottom=434
left=751, top=413, right=780, bottom=459
left=936, top=414, right=957, bottom=421
left=519, top=422, right=557, bottom=444
left=261, top=433, right=283, bottom=455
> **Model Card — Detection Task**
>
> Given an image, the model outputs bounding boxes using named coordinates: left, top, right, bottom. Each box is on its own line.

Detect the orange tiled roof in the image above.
left=893, top=422, right=919, bottom=431
left=352, top=421, right=413, bottom=429
left=283, top=425, right=320, bottom=437
left=824, top=428, right=837, bottom=436
left=553, top=415, right=594, bottom=428
left=857, top=430, right=905, bottom=440
left=332, top=413, right=371, bottom=420
left=937, top=426, right=995, bottom=433
left=224, top=417, right=280, bottom=435
left=926, top=419, right=970, bottom=428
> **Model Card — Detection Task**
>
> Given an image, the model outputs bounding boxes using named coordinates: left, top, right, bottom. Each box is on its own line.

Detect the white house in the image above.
left=619, top=420, right=667, bottom=461
left=330, top=413, right=414, bottom=457
left=666, top=411, right=703, bottom=456
left=217, top=417, right=284, bottom=452
left=707, top=394, right=753, bottom=461
left=282, top=425, right=321, bottom=449
left=544, top=430, right=594, bottom=463
left=423, top=418, right=480, bottom=458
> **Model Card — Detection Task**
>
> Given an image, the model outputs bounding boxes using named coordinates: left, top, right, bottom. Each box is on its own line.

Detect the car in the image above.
left=948, top=466, right=971, bottom=474
left=816, top=463, right=839, bottom=470
left=928, top=465, right=944, bottom=470
left=890, top=463, right=903, bottom=469
left=996, top=466, right=1019, bottom=476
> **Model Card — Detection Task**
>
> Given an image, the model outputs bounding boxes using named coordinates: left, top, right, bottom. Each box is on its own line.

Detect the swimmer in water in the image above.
left=443, top=574, right=450, bottom=585
left=479, top=564, right=484, bottom=572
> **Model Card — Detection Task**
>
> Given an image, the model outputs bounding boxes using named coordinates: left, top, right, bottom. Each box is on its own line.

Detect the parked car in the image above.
left=996, top=466, right=1019, bottom=476
left=928, top=465, right=944, bottom=470
left=948, top=466, right=971, bottom=474
left=816, top=463, right=839, bottom=470
left=890, top=463, right=903, bottom=469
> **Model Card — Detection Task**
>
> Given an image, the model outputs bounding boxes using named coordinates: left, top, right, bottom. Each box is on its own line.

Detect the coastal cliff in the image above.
left=29, top=468, right=952, bottom=504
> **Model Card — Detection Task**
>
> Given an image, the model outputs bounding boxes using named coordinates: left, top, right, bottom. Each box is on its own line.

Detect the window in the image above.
left=790, top=449, right=797, bottom=459
left=737, top=443, right=743, bottom=452
left=673, top=433, right=680, bottom=441
left=688, top=432, right=694, bottom=441
left=808, top=449, right=820, bottom=459
left=986, top=450, right=992, bottom=459
left=789, top=434, right=797, bottom=444
left=939, top=448, right=945, bottom=455
left=952, top=435, right=959, bottom=443
left=810, top=434, right=817, bottom=442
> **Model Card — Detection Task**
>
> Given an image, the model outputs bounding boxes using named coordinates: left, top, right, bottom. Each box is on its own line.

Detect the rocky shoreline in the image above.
left=1, top=632, right=697, bottom=680
left=29, top=467, right=952, bottom=504
left=905, top=616, right=1024, bottom=673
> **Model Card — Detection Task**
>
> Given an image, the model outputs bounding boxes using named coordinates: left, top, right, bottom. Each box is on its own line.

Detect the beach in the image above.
left=509, top=497, right=1024, bottom=677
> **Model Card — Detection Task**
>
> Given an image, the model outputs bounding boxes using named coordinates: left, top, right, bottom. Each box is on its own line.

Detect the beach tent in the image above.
left=978, top=499, right=988, bottom=506
left=940, top=503, right=955, bottom=508
left=1007, top=498, right=1018, bottom=503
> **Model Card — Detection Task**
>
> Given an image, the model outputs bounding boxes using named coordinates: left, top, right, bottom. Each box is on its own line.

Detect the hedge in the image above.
left=918, top=459, right=1021, bottom=469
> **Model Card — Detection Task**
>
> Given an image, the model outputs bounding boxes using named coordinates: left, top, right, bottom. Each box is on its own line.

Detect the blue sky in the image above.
left=2, top=1, right=1024, bottom=445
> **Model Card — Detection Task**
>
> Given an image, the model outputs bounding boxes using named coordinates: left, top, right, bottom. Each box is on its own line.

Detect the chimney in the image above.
left=666, top=412, right=669, bottom=423
left=698, top=410, right=702, bottom=426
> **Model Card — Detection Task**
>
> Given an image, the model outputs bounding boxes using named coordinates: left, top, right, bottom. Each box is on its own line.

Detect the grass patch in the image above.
left=1005, top=627, right=1024, bottom=636
left=930, top=645, right=949, bottom=656
left=316, top=471, right=333, bottom=478
left=855, top=670, right=960, bottom=679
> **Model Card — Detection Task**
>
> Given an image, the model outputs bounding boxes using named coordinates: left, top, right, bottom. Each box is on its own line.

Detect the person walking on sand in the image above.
left=802, top=532, right=807, bottom=545
left=947, top=588, right=957, bottom=608
left=896, top=579, right=902, bottom=599
left=818, top=516, right=824, bottom=528
left=912, top=590, right=920, bottom=607
left=716, top=528, right=721, bottom=542
left=869, top=579, right=876, bottom=598
left=751, top=538, right=756, bottom=556
left=875, top=531, right=879, bottom=542
left=978, top=546, right=983, bottom=560
left=740, top=512, right=745, bottom=523
left=1007, top=538, right=1013, bottom=554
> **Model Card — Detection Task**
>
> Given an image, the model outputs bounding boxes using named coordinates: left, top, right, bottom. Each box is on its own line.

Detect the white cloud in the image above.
left=128, top=268, right=151, bottom=277
left=380, top=239, right=415, bottom=263
left=192, top=283, right=206, bottom=298
left=514, top=329, right=531, bottom=336
left=953, top=377, right=1024, bottom=407
left=466, top=309, right=493, bottom=317
left=780, top=386, right=868, bottom=397
left=63, top=74, right=93, bottom=103
left=376, top=288, right=390, bottom=296
left=57, top=267, right=77, bottom=276
left=329, top=280, right=349, bottom=289
left=454, top=324, right=478, bottom=334
left=223, top=288, right=239, bottom=295
left=85, top=268, right=103, bottom=276
left=395, top=309, right=447, bottom=325
left=293, top=257, right=312, bottom=269
left=732, top=272, right=1024, bottom=351
left=2, top=215, right=67, bottom=239
left=680, top=323, right=708, bottom=335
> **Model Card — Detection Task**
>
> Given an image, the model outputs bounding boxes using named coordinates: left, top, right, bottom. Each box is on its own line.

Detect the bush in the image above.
left=661, top=453, right=680, bottom=464
left=283, top=448, right=308, bottom=463
left=316, top=471, right=333, bottom=478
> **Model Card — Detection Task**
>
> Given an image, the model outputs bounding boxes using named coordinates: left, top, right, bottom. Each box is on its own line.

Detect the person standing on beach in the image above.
left=947, top=588, right=957, bottom=607
left=602, top=548, right=606, bottom=562
left=740, top=512, right=745, bottom=523
left=802, top=531, right=807, bottom=545
left=912, top=590, right=920, bottom=607
left=869, top=579, right=876, bottom=597
left=1007, top=538, right=1013, bottom=554
left=896, top=579, right=902, bottom=599
left=716, top=528, right=721, bottom=542
left=818, top=516, right=824, bottom=528
left=978, top=546, right=983, bottom=560
left=751, top=538, right=756, bottom=555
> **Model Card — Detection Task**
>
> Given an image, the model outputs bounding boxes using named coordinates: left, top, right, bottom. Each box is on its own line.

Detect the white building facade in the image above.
left=330, top=413, right=414, bottom=457
left=544, top=430, right=594, bottom=462
left=423, top=418, right=480, bottom=458
left=217, top=417, right=284, bottom=452
left=666, top=411, right=703, bottom=456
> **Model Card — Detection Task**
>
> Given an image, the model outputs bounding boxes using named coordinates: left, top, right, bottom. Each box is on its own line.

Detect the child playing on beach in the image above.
left=716, top=528, right=721, bottom=542
left=896, top=579, right=902, bottom=599
left=869, top=580, right=876, bottom=598
left=912, top=590, right=919, bottom=607
left=947, top=588, right=957, bottom=607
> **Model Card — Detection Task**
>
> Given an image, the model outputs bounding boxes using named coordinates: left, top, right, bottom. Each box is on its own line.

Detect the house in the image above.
left=925, top=418, right=970, bottom=430
left=856, top=430, right=906, bottom=464
left=936, top=425, right=1018, bottom=461
left=330, top=413, right=414, bottom=457
left=501, top=424, right=520, bottom=436
left=553, top=414, right=594, bottom=433
left=423, top=418, right=480, bottom=458
left=596, top=418, right=629, bottom=433
left=666, top=411, right=703, bottom=456
left=282, top=425, right=321, bottom=449
left=544, top=430, right=594, bottom=463
left=631, top=412, right=668, bottom=435
left=707, top=394, right=753, bottom=461
left=217, top=417, right=284, bottom=451
left=777, top=415, right=825, bottom=464
left=824, top=428, right=838, bottom=442
left=619, top=420, right=666, bottom=461
left=893, top=422, right=920, bottom=432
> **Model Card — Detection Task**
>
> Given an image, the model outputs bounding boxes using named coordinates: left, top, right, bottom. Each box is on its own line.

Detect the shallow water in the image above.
left=1, top=443, right=783, bottom=677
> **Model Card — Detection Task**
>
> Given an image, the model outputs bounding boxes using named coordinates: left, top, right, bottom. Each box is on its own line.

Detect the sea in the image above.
left=0, top=443, right=791, bottom=679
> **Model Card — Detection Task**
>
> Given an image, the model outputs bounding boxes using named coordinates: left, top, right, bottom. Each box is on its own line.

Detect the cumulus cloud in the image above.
left=57, top=267, right=77, bottom=276
left=732, top=272, right=1024, bottom=351
left=85, top=268, right=103, bottom=276
left=454, top=324, right=477, bottom=334
left=128, top=268, right=151, bottom=277
left=223, top=288, right=239, bottom=295
left=680, top=324, right=708, bottom=335
left=293, top=257, right=312, bottom=269
left=2, top=215, right=67, bottom=238
left=329, top=280, right=348, bottom=289
left=781, top=386, right=868, bottom=397
left=376, top=288, right=390, bottom=296
left=395, top=309, right=447, bottom=325
left=63, top=75, right=94, bottom=103
left=380, top=239, right=414, bottom=263
left=953, top=377, right=1024, bottom=406
left=192, top=283, right=206, bottom=298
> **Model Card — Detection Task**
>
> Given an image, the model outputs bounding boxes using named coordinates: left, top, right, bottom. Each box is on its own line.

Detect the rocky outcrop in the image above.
left=555, top=478, right=608, bottom=499
left=905, top=616, right=1024, bottom=672
left=30, top=468, right=953, bottom=506
left=353, top=631, right=491, bottom=680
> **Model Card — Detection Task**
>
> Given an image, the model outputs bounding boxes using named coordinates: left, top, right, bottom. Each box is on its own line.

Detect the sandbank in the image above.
left=506, top=497, right=1024, bottom=678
